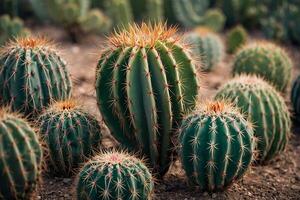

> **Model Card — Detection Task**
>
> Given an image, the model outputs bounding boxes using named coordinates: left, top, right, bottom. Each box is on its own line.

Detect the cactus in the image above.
left=95, top=23, right=200, bottom=177
left=0, top=14, right=30, bottom=45
left=226, top=25, right=248, bottom=54
left=76, top=151, right=154, bottom=200
left=201, top=9, right=226, bottom=32
left=285, top=2, right=300, bottom=44
left=185, top=28, right=224, bottom=71
left=291, top=75, right=300, bottom=120
left=0, top=37, right=72, bottom=117
left=130, top=0, right=164, bottom=22
left=38, top=100, right=102, bottom=177
left=215, top=75, right=291, bottom=163
left=179, top=101, right=256, bottom=191
left=232, top=42, right=292, bottom=92
left=0, top=108, right=42, bottom=199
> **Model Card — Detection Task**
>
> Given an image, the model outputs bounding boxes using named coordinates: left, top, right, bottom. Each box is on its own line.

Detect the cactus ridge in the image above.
left=291, top=75, right=300, bottom=120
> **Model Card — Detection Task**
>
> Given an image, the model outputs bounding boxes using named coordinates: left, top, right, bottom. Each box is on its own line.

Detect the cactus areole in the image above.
left=95, top=23, right=200, bottom=177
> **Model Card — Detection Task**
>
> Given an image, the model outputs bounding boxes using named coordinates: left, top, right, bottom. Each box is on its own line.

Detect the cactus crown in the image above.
left=197, top=101, right=244, bottom=117
left=194, top=27, right=213, bottom=35
left=230, top=74, right=276, bottom=90
left=51, top=99, right=78, bottom=111
left=237, top=40, right=285, bottom=56
left=90, top=151, right=144, bottom=166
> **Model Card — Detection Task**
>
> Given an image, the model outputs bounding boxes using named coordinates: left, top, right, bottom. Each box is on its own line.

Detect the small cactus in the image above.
left=0, top=108, right=42, bottom=199
left=38, top=100, right=102, bottom=177
left=291, top=75, right=300, bottom=120
left=0, top=37, right=72, bottom=117
left=232, top=42, right=292, bottom=92
left=215, top=75, right=291, bottom=163
left=179, top=101, right=256, bottom=191
left=201, top=9, right=225, bottom=32
left=226, top=25, right=248, bottom=54
left=76, top=151, right=154, bottom=200
left=95, top=23, right=200, bottom=177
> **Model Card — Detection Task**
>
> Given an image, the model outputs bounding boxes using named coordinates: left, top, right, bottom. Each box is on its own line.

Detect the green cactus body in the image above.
left=232, top=42, right=292, bottom=92
left=201, top=9, right=225, bottom=32
left=285, top=2, right=300, bottom=44
left=130, top=0, right=164, bottom=22
left=0, top=109, right=42, bottom=199
left=0, top=38, right=72, bottom=116
left=39, top=100, right=102, bottom=177
left=185, top=28, right=224, bottom=71
left=179, top=101, right=255, bottom=191
left=76, top=151, right=154, bottom=200
left=291, top=75, right=300, bottom=119
left=215, top=75, right=291, bottom=162
left=226, top=25, right=248, bottom=54
left=95, top=23, right=200, bottom=177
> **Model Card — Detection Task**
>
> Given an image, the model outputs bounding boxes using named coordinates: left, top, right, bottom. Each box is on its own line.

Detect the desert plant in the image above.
left=201, top=9, right=226, bottom=32
left=95, top=23, right=200, bottom=177
left=215, top=75, right=291, bottom=163
left=130, top=0, right=164, bottom=22
left=38, top=100, right=102, bottom=177
left=179, top=101, right=256, bottom=191
left=76, top=151, right=154, bottom=200
left=0, top=108, right=42, bottom=199
left=232, top=42, right=292, bottom=92
left=0, top=37, right=72, bottom=117
left=226, top=25, right=248, bottom=54
left=291, top=75, right=300, bottom=120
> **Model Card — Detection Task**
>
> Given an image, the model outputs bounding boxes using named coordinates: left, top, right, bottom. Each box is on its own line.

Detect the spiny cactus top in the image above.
left=96, top=23, right=200, bottom=177
left=179, top=101, right=256, bottom=191
left=0, top=37, right=72, bottom=117
left=38, top=100, right=102, bottom=177
left=0, top=108, right=42, bottom=199
left=76, top=151, right=154, bottom=200
left=232, top=42, right=292, bottom=92
left=291, top=75, right=300, bottom=119
left=215, top=75, right=291, bottom=163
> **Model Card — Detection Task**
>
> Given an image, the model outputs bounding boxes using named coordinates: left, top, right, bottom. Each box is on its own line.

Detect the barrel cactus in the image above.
left=76, top=151, right=154, bottom=200
left=291, top=75, right=300, bottom=120
left=95, top=23, right=200, bottom=177
left=226, top=25, right=248, bottom=54
left=179, top=101, right=256, bottom=191
left=201, top=9, right=226, bottom=32
left=215, top=75, right=291, bottom=163
left=38, top=100, right=102, bottom=177
left=0, top=108, right=42, bottom=199
left=130, top=0, right=164, bottom=22
left=0, top=37, right=72, bottom=117
left=232, top=42, right=292, bottom=92
left=185, top=28, right=224, bottom=71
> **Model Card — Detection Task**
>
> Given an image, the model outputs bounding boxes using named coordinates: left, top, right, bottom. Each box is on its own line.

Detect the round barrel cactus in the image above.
left=215, top=75, right=291, bottom=163
left=76, top=151, right=154, bottom=200
left=226, top=25, right=248, bottom=54
left=0, top=37, right=72, bottom=117
left=179, top=101, right=255, bottom=191
left=38, top=100, right=102, bottom=177
left=291, top=75, right=300, bottom=120
left=95, top=23, right=200, bottom=177
left=0, top=109, right=42, bottom=199
left=232, top=42, right=292, bottom=92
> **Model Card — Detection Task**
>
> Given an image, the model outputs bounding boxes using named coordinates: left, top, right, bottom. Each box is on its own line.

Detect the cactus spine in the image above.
left=291, top=75, right=300, bottom=120
left=179, top=101, right=255, bottom=191
left=226, top=25, right=248, bottom=54
left=0, top=108, right=42, bottom=199
left=95, top=23, right=200, bottom=177
left=215, top=75, right=291, bottom=162
left=0, top=37, right=72, bottom=117
left=232, top=42, right=292, bottom=92
left=76, top=151, right=154, bottom=200
left=38, top=100, right=102, bottom=177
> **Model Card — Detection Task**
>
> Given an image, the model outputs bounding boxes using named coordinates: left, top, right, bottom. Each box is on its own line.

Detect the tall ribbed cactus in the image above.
left=95, top=23, right=200, bottom=177
left=130, top=0, right=164, bottom=22
left=215, top=75, right=291, bottom=163
left=232, top=42, right=292, bottom=92
left=0, top=108, right=42, bottom=199
left=38, top=100, right=102, bottom=177
left=226, top=25, right=248, bottom=54
left=0, top=37, right=72, bottom=117
left=179, top=101, right=255, bottom=191
left=291, top=75, right=300, bottom=120
left=76, top=151, right=154, bottom=200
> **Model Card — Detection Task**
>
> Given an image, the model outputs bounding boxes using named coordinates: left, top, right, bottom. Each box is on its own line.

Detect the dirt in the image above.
left=31, top=25, right=300, bottom=200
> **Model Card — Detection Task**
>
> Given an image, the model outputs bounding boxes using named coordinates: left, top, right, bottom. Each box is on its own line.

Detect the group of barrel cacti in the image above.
left=0, top=21, right=299, bottom=200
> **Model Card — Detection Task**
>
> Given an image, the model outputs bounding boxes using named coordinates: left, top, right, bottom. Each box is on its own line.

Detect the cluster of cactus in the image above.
left=0, top=108, right=42, bottom=199
left=0, top=37, right=72, bottom=117
left=130, top=0, right=164, bottom=22
left=76, top=151, right=154, bottom=200
left=179, top=101, right=256, bottom=191
left=291, top=75, right=300, bottom=120
left=185, top=28, right=224, bottom=71
left=215, top=75, right=291, bottom=163
left=38, top=100, right=102, bottom=176
left=95, top=23, right=200, bottom=176
left=232, top=42, right=292, bottom=92
left=226, top=25, right=248, bottom=54
left=0, top=14, right=30, bottom=45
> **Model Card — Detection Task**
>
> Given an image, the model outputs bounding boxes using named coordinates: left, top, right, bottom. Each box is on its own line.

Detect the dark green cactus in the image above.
left=185, top=28, right=224, bottom=71
left=0, top=109, right=42, bottom=199
left=285, top=2, right=300, bottom=44
left=0, top=37, right=72, bottom=117
left=232, top=42, right=292, bottom=92
left=226, top=25, right=248, bottom=54
left=179, top=101, right=255, bottom=191
left=76, top=151, right=154, bottom=200
left=130, top=0, right=164, bottom=22
left=38, top=100, right=102, bottom=177
left=95, top=23, right=200, bottom=177
left=291, top=75, right=300, bottom=120
left=215, top=75, right=291, bottom=163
